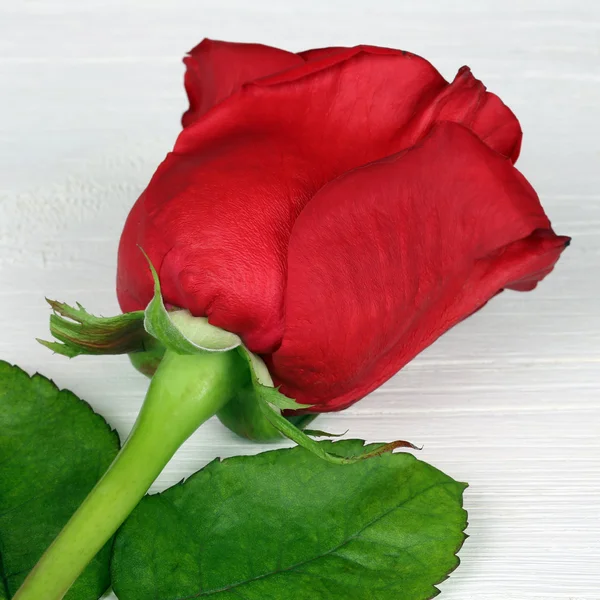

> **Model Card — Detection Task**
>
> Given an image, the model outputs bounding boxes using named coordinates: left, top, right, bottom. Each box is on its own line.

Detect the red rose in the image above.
left=117, top=39, right=568, bottom=412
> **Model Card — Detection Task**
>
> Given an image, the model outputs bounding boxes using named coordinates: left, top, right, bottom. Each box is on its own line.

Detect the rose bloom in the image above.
left=117, top=40, right=569, bottom=412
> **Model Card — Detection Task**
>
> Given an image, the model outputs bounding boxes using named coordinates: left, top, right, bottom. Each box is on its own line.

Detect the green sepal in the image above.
left=216, top=385, right=282, bottom=441
left=142, top=252, right=241, bottom=353
left=236, top=346, right=311, bottom=410
left=258, top=400, right=418, bottom=465
left=235, top=347, right=416, bottom=462
left=126, top=336, right=166, bottom=377
left=215, top=348, right=312, bottom=441
left=303, top=428, right=348, bottom=438
left=37, top=299, right=151, bottom=358
left=285, top=412, right=320, bottom=430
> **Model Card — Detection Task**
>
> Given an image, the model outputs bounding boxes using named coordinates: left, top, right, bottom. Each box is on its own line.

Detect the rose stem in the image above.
left=13, top=349, right=241, bottom=600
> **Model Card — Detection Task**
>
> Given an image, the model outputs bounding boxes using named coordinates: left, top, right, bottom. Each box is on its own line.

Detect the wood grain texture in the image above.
left=1, top=1, right=598, bottom=598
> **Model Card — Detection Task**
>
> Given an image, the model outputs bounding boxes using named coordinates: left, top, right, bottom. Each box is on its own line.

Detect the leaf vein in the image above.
left=176, top=479, right=455, bottom=599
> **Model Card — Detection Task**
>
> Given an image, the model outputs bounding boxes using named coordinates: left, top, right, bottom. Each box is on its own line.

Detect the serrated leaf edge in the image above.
left=0, top=360, right=121, bottom=450
left=112, top=441, right=468, bottom=600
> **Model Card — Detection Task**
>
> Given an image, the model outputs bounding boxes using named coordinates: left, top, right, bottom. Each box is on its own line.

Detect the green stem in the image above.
left=13, top=349, right=240, bottom=600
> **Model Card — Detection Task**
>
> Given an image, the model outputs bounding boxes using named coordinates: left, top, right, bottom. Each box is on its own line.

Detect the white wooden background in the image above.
left=1, top=1, right=599, bottom=598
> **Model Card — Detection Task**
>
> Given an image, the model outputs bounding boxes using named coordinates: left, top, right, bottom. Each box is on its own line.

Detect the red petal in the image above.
left=182, top=39, right=303, bottom=127
left=471, top=88, right=523, bottom=162
left=176, top=46, right=447, bottom=167
left=393, top=66, right=522, bottom=161
left=269, top=122, right=568, bottom=411
left=117, top=138, right=323, bottom=353
left=117, top=188, right=169, bottom=314
left=298, top=47, right=347, bottom=61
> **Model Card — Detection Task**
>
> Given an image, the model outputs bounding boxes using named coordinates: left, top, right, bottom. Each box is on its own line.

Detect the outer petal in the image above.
left=471, top=88, right=523, bottom=163
left=176, top=46, right=447, bottom=169
left=393, top=66, right=522, bottom=162
left=295, top=52, right=521, bottom=161
left=117, top=138, right=319, bottom=353
left=297, top=47, right=346, bottom=62
left=182, top=39, right=303, bottom=127
left=269, top=122, right=568, bottom=411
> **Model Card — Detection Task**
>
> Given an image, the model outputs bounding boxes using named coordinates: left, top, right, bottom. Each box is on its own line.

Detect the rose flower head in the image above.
left=117, top=40, right=569, bottom=413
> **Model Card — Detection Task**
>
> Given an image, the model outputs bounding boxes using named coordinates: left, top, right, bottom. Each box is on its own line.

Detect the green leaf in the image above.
left=112, top=440, right=467, bottom=600
left=0, top=555, right=8, bottom=600
left=0, top=362, right=120, bottom=599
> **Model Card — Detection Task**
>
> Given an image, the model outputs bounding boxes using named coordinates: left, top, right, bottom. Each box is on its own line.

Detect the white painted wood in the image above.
left=1, top=1, right=598, bottom=598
